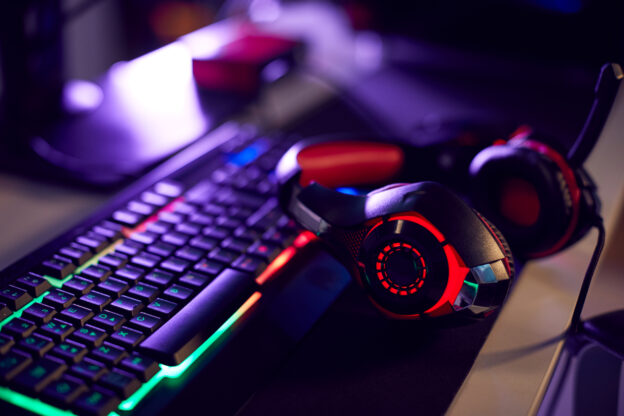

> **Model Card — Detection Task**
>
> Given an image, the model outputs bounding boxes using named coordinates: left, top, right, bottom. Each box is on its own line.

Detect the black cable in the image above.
left=567, top=216, right=606, bottom=334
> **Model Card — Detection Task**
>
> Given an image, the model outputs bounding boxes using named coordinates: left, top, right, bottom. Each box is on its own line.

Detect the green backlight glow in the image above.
left=0, top=386, right=76, bottom=416
left=0, top=292, right=49, bottom=331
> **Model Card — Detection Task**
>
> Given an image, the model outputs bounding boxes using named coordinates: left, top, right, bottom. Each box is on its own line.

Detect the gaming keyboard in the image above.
left=0, top=123, right=341, bottom=416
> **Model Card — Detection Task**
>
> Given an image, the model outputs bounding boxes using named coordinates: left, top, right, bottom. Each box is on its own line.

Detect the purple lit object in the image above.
left=62, top=80, right=104, bottom=114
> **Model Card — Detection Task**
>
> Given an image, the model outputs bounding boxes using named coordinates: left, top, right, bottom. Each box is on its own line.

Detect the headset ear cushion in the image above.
left=469, top=145, right=575, bottom=257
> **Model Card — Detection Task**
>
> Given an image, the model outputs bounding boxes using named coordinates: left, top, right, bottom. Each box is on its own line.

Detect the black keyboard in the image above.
left=0, top=123, right=347, bottom=416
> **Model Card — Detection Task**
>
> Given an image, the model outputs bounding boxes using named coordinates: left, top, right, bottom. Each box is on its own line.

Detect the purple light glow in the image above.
left=62, top=80, right=104, bottom=114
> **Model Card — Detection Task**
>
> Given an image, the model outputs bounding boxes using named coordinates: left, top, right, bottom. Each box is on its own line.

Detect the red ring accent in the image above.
left=375, top=243, right=426, bottom=296
left=511, top=138, right=581, bottom=257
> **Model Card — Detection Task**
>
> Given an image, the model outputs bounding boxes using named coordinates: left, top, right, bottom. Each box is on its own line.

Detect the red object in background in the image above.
left=192, top=34, right=302, bottom=94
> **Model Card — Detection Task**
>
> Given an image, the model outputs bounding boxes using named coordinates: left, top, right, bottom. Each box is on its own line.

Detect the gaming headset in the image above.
left=276, top=63, right=622, bottom=320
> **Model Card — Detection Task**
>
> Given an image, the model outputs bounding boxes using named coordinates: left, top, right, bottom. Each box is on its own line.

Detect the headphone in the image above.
left=276, top=63, right=622, bottom=320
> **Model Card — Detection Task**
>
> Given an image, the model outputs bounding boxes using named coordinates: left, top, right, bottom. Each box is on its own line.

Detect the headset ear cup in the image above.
left=469, top=144, right=575, bottom=257
left=474, top=211, right=515, bottom=279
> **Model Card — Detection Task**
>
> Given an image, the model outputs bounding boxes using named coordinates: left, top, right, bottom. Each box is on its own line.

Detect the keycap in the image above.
left=21, top=303, right=56, bottom=325
left=127, top=200, right=155, bottom=216
left=188, top=213, right=213, bottom=226
left=114, top=264, right=145, bottom=283
left=129, top=231, right=158, bottom=245
left=64, top=276, right=96, bottom=296
left=98, top=253, right=128, bottom=269
left=189, top=235, right=218, bottom=251
left=40, top=255, right=76, bottom=279
left=70, top=358, right=108, bottom=383
left=0, top=349, right=32, bottom=382
left=208, top=247, right=240, bottom=264
left=115, top=240, right=144, bottom=256
left=0, top=285, right=32, bottom=310
left=144, top=269, right=175, bottom=288
left=145, top=220, right=171, bottom=235
left=51, top=340, right=88, bottom=364
left=2, top=317, right=36, bottom=339
left=175, top=245, right=204, bottom=262
left=108, top=296, right=144, bottom=318
left=147, top=241, right=176, bottom=257
left=13, top=356, right=67, bottom=393
left=91, top=343, right=128, bottom=367
left=186, top=180, right=217, bottom=204
left=162, top=284, right=194, bottom=303
left=18, top=333, right=55, bottom=358
left=232, top=255, right=266, bottom=274
left=154, top=180, right=184, bottom=197
left=40, top=319, right=75, bottom=342
left=202, top=202, right=226, bottom=216
left=119, top=353, right=159, bottom=381
left=42, top=288, right=76, bottom=310
left=59, top=244, right=92, bottom=266
left=194, top=258, right=224, bottom=276
left=203, top=226, right=229, bottom=240
left=76, top=233, right=108, bottom=253
left=141, top=191, right=169, bottom=207
left=43, top=375, right=88, bottom=407
left=110, top=327, right=144, bottom=349
left=160, top=256, right=191, bottom=274
left=222, top=236, right=251, bottom=252
left=0, top=303, right=10, bottom=322
left=96, top=277, right=129, bottom=299
left=78, top=291, right=112, bottom=312
left=93, top=223, right=123, bottom=241
left=15, top=273, right=52, bottom=296
left=0, top=333, right=15, bottom=354
left=145, top=298, right=177, bottom=318
left=131, top=252, right=161, bottom=269
left=81, top=265, right=112, bottom=282
left=159, top=211, right=184, bottom=225
left=127, top=282, right=159, bottom=303
left=112, top=209, right=143, bottom=227
left=91, top=311, right=126, bottom=333
left=247, top=240, right=281, bottom=262
left=175, top=222, right=201, bottom=235
left=128, top=313, right=161, bottom=334
left=233, top=226, right=262, bottom=242
left=60, top=304, right=95, bottom=326
left=162, top=231, right=189, bottom=246
left=73, top=388, right=121, bottom=416
left=140, top=268, right=256, bottom=365
left=99, top=368, right=141, bottom=399
left=72, top=325, right=107, bottom=348
left=179, top=271, right=212, bottom=288
left=263, top=226, right=295, bottom=246
left=215, top=216, right=241, bottom=230
left=173, top=202, right=198, bottom=215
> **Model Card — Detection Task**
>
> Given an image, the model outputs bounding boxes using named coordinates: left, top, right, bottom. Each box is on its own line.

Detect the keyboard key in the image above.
left=154, top=180, right=184, bottom=197
left=144, top=269, right=175, bottom=288
left=99, top=368, right=140, bottom=398
left=91, top=311, right=126, bottom=333
left=60, top=304, right=95, bottom=326
left=110, top=327, right=144, bottom=349
left=263, top=226, right=295, bottom=246
left=232, top=255, right=266, bottom=275
left=161, top=231, right=189, bottom=246
left=127, top=282, right=159, bottom=303
left=194, top=258, right=224, bottom=276
left=160, top=257, right=190, bottom=274
left=93, top=224, right=123, bottom=241
left=43, top=288, right=76, bottom=310
left=0, top=303, right=9, bottom=322
left=98, top=253, right=128, bottom=269
left=147, top=241, right=176, bottom=257
left=120, top=354, right=159, bottom=381
left=188, top=212, right=213, bottom=226
left=203, top=226, right=229, bottom=240
left=81, top=265, right=112, bottom=282
left=112, top=209, right=143, bottom=227
left=78, top=291, right=112, bottom=312
left=186, top=179, right=218, bottom=204
left=108, top=296, right=143, bottom=318
left=215, top=216, right=241, bottom=230
left=127, top=200, right=155, bottom=216
left=73, top=388, right=120, bottom=416
left=40, top=255, right=76, bottom=279
left=40, top=319, right=75, bottom=342
left=96, top=277, right=129, bottom=299
left=233, top=226, right=262, bottom=242
left=202, top=202, right=226, bottom=216
left=208, top=247, right=240, bottom=264
left=162, top=284, right=194, bottom=303
left=189, top=235, right=218, bottom=251
left=175, top=245, right=204, bottom=262
left=18, top=333, right=55, bottom=358
left=140, top=268, right=256, bottom=365
left=146, top=220, right=172, bottom=235
left=115, top=240, right=144, bottom=256
left=15, top=273, right=52, bottom=296
left=3, top=317, right=36, bottom=339
left=70, top=358, right=108, bottom=383
left=22, top=303, right=57, bottom=324
left=72, top=325, right=108, bottom=348
left=13, top=356, right=67, bottom=393
left=172, top=202, right=198, bottom=215
left=0, top=285, right=32, bottom=310
left=175, top=222, right=201, bottom=235
left=131, top=252, right=161, bottom=269
left=59, top=244, right=92, bottom=266
left=222, top=236, right=251, bottom=252
left=247, top=240, right=281, bottom=262
left=142, top=190, right=170, bottom=207
left=0, top=333, right=15, bottom=354
left=179, top=271, right=212, bottom=288
left=91, top=343, right=128, bottom=367
left=63, top=276, right=95, bottom=296
left=128, top=313, right=161, bottom=334
left=76, top=232, right=109, bottom=253
left=43, top=375, right=88, bottom=407
left=0, top=349, right=32, bottom=382
left=129, top=231, right=159, bottom=245
left=159, top=211, right=184, bottom=225
left=51, top=340, right=88, bottom=364
left=145, top=298, right=177, bottom=318
left=114, top=265, right=145, bottom=283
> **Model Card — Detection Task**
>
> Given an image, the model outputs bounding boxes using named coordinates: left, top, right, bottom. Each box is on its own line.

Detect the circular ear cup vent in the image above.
left=474, top=210, right=515, bottom=279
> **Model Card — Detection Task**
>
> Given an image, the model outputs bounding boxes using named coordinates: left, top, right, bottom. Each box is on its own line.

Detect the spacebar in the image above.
left=139, top=268, right=256, bottom=366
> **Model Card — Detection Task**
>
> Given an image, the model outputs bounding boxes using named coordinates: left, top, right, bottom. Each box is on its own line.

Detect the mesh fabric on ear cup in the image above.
left=474, top=211, right=515, bottom=279
left=469, top=145, right=574, bottom=257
